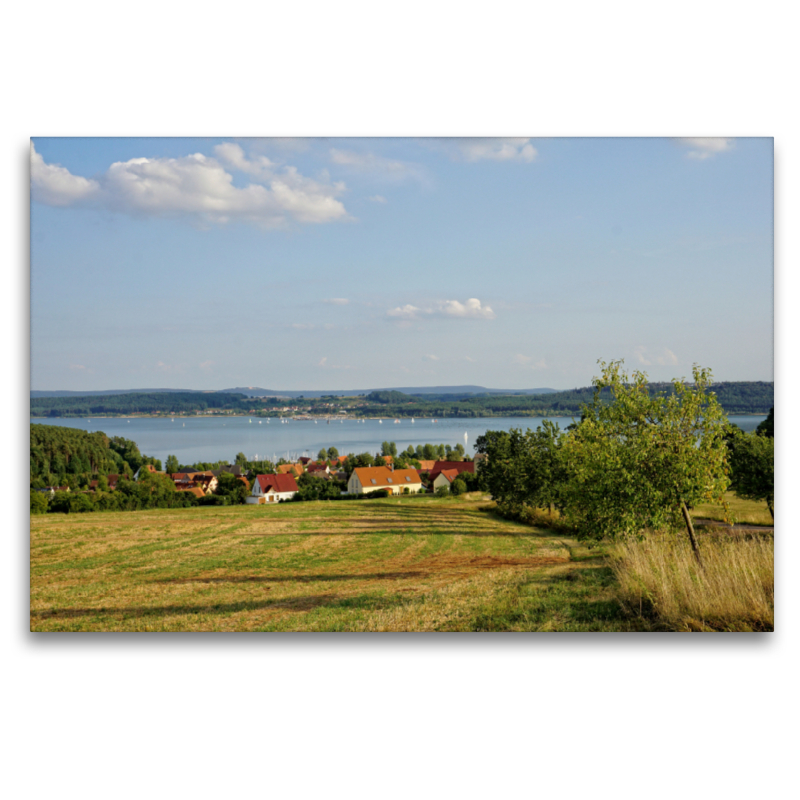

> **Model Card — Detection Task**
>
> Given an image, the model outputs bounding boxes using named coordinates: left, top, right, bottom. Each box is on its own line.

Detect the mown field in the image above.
left=30, top=493, right=773, bottom=632
left=31, top=493, right=647, bottom=632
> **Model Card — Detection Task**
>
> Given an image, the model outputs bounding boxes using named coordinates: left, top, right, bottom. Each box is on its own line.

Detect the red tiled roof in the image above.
left=255, top=473, right=299, bottom=493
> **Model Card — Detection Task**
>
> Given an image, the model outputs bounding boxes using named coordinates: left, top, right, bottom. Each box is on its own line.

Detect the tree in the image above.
left=235, top=452, right=249, bottom=466
left=475, top=421, right=566, bottom=514
left=327, top=446, right=339, bottom=461
left=728, top=431, right=774, bottom=518
left=317, top=448, right=328, bottom=462
left=561, top=361, right=730, bottom=565
left=756, top=407, right=774, bottom=438
left=451, top=478, right=467, bottom=496
left=165, top=454, right=180, bottom=474
left=30, top=490, right=48, bottom=515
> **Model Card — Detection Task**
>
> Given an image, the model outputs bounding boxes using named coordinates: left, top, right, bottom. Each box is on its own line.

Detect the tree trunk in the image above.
left=680, top=501, right=704, bottom=569
left=768, top=500, right=774, bottom=520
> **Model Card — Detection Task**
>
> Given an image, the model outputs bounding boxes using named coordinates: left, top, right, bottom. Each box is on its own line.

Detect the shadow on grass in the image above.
left=150, top=571, right=426, bottom=584
left=31, top=591, right=407, bottom=621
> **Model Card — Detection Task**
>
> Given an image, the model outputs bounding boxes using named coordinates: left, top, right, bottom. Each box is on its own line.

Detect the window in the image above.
left=405, top=476, right=411, bottom=481
left=371, top=478, right=377, bottom=485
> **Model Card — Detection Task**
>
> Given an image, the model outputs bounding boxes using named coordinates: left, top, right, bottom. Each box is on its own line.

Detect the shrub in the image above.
left=30, top=490, right=48, bottom=515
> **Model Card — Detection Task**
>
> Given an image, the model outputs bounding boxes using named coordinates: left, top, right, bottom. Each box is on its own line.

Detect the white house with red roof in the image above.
left=347, top=466, right=422, bottom=496
left=247, top=473, right=299, bottom=504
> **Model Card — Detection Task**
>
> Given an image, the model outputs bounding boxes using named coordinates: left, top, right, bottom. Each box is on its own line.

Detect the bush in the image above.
left=451, top=479, right=467, bottom=496
left=30, top=490, right=48, bottom=515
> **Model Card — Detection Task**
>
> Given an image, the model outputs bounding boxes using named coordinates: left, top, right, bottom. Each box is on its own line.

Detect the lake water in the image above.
left=29, top=414, right=768, bottom=467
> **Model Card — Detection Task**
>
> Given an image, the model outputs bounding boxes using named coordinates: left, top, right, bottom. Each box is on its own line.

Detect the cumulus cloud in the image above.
left=30, top=142, right=349, bottom=227
left=31, top=144, right=100, bottom=206
left=634, top=346, right=678, bottom=366
left=199, top=360, right=214, bottom=372
left=323, top=298, right=350, bottom=305
left=676, top=138, right=734, bottom=159
left=423, top=354, right=439, bottom=361
left=369, top=195, right=387, bottom=203
left=387, top=298, right=495, bottom=320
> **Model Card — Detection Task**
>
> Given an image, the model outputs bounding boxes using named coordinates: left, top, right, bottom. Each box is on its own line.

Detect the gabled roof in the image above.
left=255, top=473, right=299, bottom=493
left=436, top=469, right=460, bottom=484
left=278, top=463, right=303, bottom=477
left=352, top=467, right=421, bottom=488
left=432, top=461, right=475, bottom=473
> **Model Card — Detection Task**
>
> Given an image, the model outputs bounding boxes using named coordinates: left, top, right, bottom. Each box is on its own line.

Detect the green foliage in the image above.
left=451, top=478, right=467, bottom=496
left=165, top=454, right=180, bottom=474
left=327, top=446, right=339, bottom=461
left=728, top=431, right=774, bottom=517
left=214, top=472, right=249, bottom=505
left=475, top=422, right=565, bottom=513
left=756, top=407, right=774, bottom=438
left=30, top=490, right=48, bottom=515
left=296, top=473, right=345, bottom=502
left=560, top=361, right=730, bottom=542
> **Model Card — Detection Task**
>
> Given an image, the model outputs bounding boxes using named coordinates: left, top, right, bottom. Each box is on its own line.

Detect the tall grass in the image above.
left=610, top=533, right=774, bottom=631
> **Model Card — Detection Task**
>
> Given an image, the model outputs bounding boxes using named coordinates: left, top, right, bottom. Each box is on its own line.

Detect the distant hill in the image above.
left=33, top=385, right=559, bottom=400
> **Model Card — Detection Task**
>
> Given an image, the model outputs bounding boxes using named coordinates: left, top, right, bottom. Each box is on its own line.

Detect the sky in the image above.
left=30, top=136, right=773, bottom=392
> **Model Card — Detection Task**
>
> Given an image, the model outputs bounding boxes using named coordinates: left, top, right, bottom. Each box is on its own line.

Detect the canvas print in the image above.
left=29, top=137, right=774, bottom=631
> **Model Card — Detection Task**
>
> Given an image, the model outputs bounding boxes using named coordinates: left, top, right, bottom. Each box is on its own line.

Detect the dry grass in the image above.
left=609, top=533, right=774, bottom=631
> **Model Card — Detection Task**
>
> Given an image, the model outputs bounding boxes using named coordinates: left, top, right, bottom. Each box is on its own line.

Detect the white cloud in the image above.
left=387, top=304, right=422, bottom=319
left=440, top=298, right=495, bottom=319
left=324, top=298, right=350, bottom=305
left=30, top=142, right=348, bottom=227
left=369, top=195, right=387, bottom=203
left=387, top=298, right=495, bottom=320
left=676, top=138, right=734, bottom=159
left=199, top=360, right=214, bottom=372
left=329, top=148, right=427, bottom=183
left=318, top=357, right=327, bottom=367
left=445, top=138, right=538, bottom=163
left=423, top=354, right=439, bottom=361
left=634, top=346, right=678, bottom=366
left=31, top=144, right=100, bottom=206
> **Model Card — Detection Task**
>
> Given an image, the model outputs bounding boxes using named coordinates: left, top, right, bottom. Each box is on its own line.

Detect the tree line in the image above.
left=30, top=381, right=773, bottom=418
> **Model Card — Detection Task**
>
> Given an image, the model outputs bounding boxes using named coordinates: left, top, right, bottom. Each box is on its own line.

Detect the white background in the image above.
left=5, top=2, right=795, bottom=798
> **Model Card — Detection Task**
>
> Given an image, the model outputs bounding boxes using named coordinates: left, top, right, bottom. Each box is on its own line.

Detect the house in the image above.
left=307, top=463, right=330, bottom=476
left=247, top=473, right=299, bottom=504
left=133, top=464, right=161, bottom=480
left=176, top=486, right=206, bottom=500
left=347, top=466, right=423, bottom=496
left=429, top=461, right=475, bottom=485
left=432, top=469, right=460, bottom=492
left=88, top=474, right=120, bottom=491
left=191, top=473, right=219, bottom=495
left=278, top=463, right=304, bottom=479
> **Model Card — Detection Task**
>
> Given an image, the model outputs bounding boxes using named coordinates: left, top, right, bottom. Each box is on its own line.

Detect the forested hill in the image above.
left=31, top=391, right=251, bottom=417
left=30, top=425, right=160, bottom=484
left=30, top=381, right=774, bottom=417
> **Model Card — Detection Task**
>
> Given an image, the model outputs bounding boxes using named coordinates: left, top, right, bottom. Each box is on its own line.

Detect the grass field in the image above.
left=30, top=493, right=651, bottom=632
left=691, top=491, right=774, bottom=527
left=30, top=492, right=774, bottom=632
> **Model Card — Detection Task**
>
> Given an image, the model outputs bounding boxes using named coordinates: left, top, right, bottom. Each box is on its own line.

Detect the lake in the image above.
left=29, top=414, right=768, bottom=467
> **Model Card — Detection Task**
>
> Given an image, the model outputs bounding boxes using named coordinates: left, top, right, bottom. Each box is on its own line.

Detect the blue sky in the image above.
left=30, top=136, right=773, bottom=391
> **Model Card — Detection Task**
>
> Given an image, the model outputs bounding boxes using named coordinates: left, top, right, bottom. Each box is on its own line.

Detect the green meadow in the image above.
left=30, top=493, right=773, bottom=632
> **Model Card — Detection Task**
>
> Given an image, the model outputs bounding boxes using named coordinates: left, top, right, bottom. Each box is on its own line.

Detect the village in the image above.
left=130, top=453, right=484, bottom=504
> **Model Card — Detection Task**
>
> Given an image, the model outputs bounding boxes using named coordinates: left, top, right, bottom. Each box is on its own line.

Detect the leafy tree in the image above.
left=165, top=454, right=180, bottom=474
left=327, top=446, right=340, bottom=461
left=30, top=490, right=48, bottom=515
left=452, top=443, right=465, bottom=460
left=728, top=430, right=774, bottom=518
left=451, top=478, right=467, bottom=496
left=756, top=407, right=774, bottom=438
left=235, top=451, right=249, bottom=466
left=354, top=452, right=374, bottom=468
left=214, top=472, right=249, bottom=505
left=560, top=361, right=730, bottom=565
left=317, top=448, right=328, bottom=461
